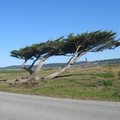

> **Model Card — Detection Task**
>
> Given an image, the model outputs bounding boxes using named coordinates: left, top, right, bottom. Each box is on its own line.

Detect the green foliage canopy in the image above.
left=11, top=30, right=120, bottom=61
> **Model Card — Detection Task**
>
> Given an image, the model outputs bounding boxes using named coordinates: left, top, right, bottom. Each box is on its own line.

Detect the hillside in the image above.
left=0, top=63, right=120, bottom=101
left=0, top=58, right=120, bottom=70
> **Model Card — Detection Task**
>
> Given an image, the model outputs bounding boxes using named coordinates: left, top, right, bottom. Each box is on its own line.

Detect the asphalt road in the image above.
left=0, top=92, right=120, bottom=120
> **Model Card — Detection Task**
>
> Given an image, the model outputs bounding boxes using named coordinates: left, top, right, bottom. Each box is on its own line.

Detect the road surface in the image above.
left=0, top=92, right=120, bottom=120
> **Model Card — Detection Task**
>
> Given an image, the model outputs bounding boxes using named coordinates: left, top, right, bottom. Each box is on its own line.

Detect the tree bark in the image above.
left=45, top=54, right=82, bottom=79
left=28, top=54, right=50, bottom=81
left=45, top=46, right=85, bottom=79
left=21, top=60, right=33, bottom=75
left=45, top=64, right=71, bottom=79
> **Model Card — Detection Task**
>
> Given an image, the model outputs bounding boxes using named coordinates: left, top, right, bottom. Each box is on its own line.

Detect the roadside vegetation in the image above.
left=0, top=64, right=120, bottom=101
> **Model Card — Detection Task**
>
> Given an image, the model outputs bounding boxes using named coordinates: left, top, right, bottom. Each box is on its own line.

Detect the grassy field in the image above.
left=0, top=65, right=120, bottom=101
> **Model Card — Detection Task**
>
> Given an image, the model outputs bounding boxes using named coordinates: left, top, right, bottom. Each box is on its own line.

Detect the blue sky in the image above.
left=0, top=0, right=120, bottom=67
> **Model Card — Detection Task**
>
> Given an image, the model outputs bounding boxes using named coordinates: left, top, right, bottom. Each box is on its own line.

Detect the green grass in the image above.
left=0, top=65, right=120, bottom=101
left=90, top=71, right=114, bottom=78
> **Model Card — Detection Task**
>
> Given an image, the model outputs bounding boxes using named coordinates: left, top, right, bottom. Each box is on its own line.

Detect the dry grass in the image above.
left=0, top=64, right=120, bottom=101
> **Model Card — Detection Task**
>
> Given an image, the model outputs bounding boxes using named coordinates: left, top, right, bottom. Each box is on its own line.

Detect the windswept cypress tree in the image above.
left=11, top=36, right=65, bottom=81
left=11, top=30, right=120, bottom=84
left=47, top=31, right=120, bottom=79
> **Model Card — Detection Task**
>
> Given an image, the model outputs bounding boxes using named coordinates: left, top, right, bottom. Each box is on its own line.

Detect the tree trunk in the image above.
left=21, top=60, right=33, bottom=75
left=28, top=54, right=50, bottom=81
left=45, top=51, right=86, bottom=79
left=46, top=64, right=71, bottom=79
left=22, top=66, right=33, bottom=75
left=45, top=56, right=77, bottom=79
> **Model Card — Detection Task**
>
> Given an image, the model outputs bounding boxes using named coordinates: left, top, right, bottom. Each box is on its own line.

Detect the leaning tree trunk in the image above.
left=17, top=54, right=51, bottom=87
left=45, top=54, right=79, bottom=79
left=21, top=57, right=40, bottom=75
left=46, top=65, right=70, bottom=79
left=21, top=60, right=33, bottom=75
left=27, top=54, right=50, bottom=81
left=45, top=49, right=86, bottom=80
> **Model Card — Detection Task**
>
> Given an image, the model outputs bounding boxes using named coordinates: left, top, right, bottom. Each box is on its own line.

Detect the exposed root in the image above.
left=6, top=77, right=38, bottom=87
